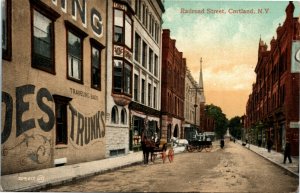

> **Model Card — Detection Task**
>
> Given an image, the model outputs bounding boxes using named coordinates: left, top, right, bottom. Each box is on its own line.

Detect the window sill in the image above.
left=67, top=77, right=84, bottom=85
left=32, top=65, right=56, bottom=75
left=55, top=144, right=68, bottom=149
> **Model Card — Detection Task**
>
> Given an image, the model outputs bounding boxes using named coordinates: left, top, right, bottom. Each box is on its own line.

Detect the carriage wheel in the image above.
left=168, top=148, right=174, bottom=163
left=152, top=153, right=157, bottom=163
left=197, top=146, right=203, bottom=152
left=205, top=145, right=212, bottom=152
left=161, top=151, right=167, bottom=163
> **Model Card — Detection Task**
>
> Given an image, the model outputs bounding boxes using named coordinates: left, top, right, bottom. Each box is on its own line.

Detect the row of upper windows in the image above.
left=133, top=74, right=158, bottom=109
left=134, top=32, right=159, bottom=77
left=2, top=0, right=104, bottom=91
left=135, top=0, right=160, bottom=43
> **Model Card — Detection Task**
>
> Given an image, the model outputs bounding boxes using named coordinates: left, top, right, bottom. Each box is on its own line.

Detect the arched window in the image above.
left=111, top=106, right=119, bottom=124
left=121, top=108, right=127, bottom=124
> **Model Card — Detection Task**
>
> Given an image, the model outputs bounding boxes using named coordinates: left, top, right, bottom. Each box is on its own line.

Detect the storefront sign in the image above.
left=291, top=41, right=300, bottom=73
left=70, top=88, right=99, bottom=100
left=51, top=0, right=103, bottom=38
left=2, top=85, right=55, bottom=144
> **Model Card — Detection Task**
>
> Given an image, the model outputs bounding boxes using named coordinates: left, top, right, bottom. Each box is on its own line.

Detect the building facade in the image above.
left=183, top=66, right=201, bottom=139
left=129, top=0, right=164, bottom=151
left=2, top=0, right=107, bottom=174
left=161, top=29, right=186, bottom=142
left=106, top=0, right=164, bottom=154
left=106, top=0, right=134, bottom=157
left=245, top=2, right=300, bottom=156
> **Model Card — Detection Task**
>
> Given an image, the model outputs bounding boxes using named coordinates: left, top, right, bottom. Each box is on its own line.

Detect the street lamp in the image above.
left=189, top=88, right=200, bottom=130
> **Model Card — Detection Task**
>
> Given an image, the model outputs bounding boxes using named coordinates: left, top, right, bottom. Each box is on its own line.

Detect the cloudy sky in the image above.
left=162, top=1, right=300, bottom=119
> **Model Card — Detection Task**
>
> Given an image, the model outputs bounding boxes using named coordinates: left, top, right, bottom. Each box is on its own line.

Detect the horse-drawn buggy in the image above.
left=151, top=139, right=174, bottom=163
left=142, top=132, right=174, bottom=164
left=187, top=139, right=212, bottom=152
left=186, top=131, right=213, bottom=152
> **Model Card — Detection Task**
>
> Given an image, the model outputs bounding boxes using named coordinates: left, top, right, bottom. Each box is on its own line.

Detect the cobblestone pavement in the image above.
left=42, top=141, right=298, bottom=193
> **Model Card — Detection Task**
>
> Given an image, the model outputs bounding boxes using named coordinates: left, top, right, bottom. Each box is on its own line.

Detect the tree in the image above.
left=228, top=116, right=242, bottom=139
left=205, top=104, right=228, bottom=139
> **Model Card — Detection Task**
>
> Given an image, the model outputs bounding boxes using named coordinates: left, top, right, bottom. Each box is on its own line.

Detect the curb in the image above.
left=13, top=160, right=144, bottom=192
left=10, top=149, right=186, bottom=192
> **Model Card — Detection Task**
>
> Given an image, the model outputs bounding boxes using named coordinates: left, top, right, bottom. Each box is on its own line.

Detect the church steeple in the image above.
left=199, top=57, right=204, bottom=91
left=199, top=57, right=205, bottom=103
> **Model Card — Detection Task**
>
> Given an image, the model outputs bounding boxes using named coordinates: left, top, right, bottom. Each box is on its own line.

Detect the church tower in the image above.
left=199, top=58, right=206, bottom=131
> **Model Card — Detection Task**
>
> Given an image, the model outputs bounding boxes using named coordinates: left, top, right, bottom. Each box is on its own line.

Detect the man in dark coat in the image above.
left=283, top=140, right=292, bottom=164
left=267, top=139, right=273, bottom=153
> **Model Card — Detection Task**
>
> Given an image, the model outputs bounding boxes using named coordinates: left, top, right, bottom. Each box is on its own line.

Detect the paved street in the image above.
left=42, top=141, right=298, bottom=192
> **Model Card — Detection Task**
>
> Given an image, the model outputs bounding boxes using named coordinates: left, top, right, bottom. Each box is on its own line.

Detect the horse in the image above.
left=141, top=132, right=156, bottom=164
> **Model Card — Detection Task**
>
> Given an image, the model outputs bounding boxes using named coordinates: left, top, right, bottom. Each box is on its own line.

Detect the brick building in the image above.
left=161, top=29, right=186, bottom=142
left=245, top=2, right=300, bottom=156
left=2, top=0, right=107, bottom=174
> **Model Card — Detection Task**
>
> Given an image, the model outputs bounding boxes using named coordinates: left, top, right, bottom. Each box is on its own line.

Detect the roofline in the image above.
left=157, top=0, right=165, bottom=13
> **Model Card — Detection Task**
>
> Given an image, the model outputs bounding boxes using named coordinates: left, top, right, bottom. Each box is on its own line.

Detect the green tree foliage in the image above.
left=228, top=116, right=242, bottom=139
left=205, top=104, right=228, bottom=139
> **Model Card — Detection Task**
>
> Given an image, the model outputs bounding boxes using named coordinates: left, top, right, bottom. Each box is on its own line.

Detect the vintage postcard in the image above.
left=0, top=0, right=299, bottom=192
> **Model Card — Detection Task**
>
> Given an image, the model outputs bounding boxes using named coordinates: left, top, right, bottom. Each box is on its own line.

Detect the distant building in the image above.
left=2, top=0, right=107, bottom=174
left=184, top=66, right=201, bottom=139
left=202, top=113, right=215, bottom=133
left=245, top=2, right=299, bottom=156
left=161, top=29, right=186, bottom=142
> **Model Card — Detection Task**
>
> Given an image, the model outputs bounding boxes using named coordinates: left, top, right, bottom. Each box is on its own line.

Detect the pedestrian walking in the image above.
left=267, top=139, right=273, bottom=153
left=283, top=140, right=292, bottom=164
left=220, top=138, right=224, bottom=149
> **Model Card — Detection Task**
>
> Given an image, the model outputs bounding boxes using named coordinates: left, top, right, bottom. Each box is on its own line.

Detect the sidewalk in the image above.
left=1, top=151, right=144, bottom=192
left=1, top=146, right=186, bottom=192
left=236, top=140, right=299, bottom=177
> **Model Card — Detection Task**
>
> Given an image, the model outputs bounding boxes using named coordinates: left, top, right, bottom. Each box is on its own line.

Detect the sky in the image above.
left=162, top=0, right=300, bottom=119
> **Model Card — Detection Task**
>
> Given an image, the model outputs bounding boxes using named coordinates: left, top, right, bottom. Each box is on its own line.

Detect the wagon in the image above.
left=151, top=139, right=174, bottom=163
left=187, top=139, right=212, bottom=152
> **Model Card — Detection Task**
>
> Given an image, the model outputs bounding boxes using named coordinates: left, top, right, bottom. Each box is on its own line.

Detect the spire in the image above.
left=199, top=57, right=206, bottom=103
left=199, top=57, right=204, bottom=90
left=259, top=35, right=264, bottom=46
